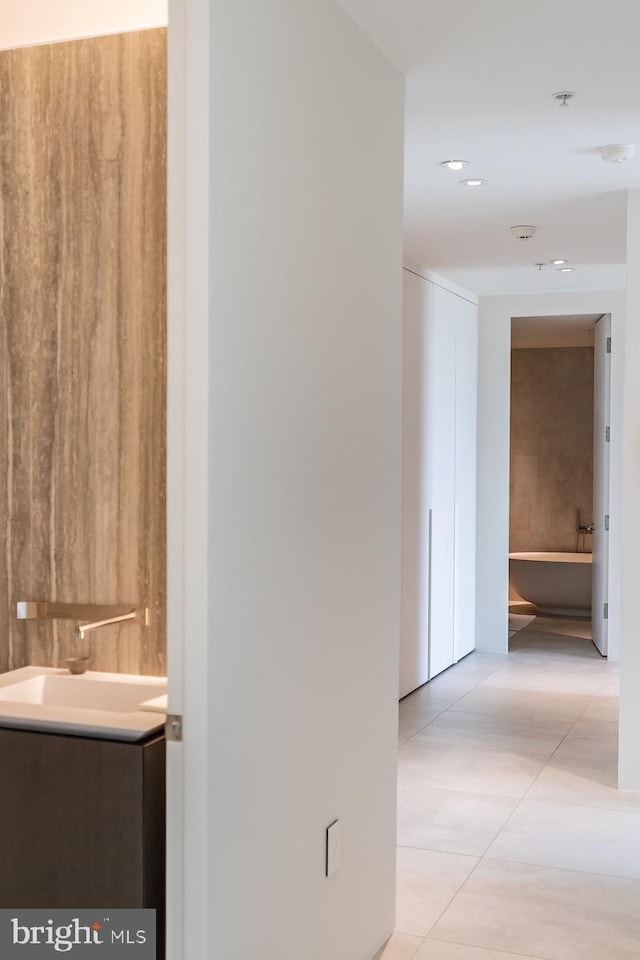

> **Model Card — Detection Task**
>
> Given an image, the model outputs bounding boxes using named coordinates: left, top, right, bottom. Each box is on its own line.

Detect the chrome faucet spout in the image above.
left=78, top=608, right=149, bottom=640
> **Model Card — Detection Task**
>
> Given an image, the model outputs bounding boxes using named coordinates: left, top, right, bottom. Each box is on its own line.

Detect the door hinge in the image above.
left=604, top=514, right=610, bottom=531
left=605, top=426, right=610, bottom=442
left=604, top=603, right=609, bottom=620
left=165, top=714, right=183, bottom=742
left=606, top=336, right=612, bottom=354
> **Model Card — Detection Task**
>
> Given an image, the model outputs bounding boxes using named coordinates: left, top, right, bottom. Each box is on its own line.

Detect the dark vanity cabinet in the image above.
left=0, top=728, right=165, bottom=927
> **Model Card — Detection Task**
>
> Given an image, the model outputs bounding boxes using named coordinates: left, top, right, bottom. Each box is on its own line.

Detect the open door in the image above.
left=592, top=314, right=611, bottom=656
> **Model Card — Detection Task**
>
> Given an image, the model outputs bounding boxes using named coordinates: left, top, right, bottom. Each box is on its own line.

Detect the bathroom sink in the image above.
left=0, top=666, right=167, bottom=741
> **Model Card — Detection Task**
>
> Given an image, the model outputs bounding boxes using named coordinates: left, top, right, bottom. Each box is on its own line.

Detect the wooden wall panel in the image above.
left=0, top=30, right=166, bottom=675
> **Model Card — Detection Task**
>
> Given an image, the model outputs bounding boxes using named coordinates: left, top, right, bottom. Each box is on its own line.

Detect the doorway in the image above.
left=507, top=313, right=610, bottom=660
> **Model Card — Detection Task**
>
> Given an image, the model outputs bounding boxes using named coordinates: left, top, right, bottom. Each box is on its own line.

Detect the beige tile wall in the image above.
left=510, top=347, right=594, bottom=554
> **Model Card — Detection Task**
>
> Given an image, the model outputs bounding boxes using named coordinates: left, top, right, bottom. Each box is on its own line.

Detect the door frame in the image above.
left=476, top=291, right=625, bottom=658
left=592, top=314, right=612, bottom=656
left=166, top=1, right=211, bottom=957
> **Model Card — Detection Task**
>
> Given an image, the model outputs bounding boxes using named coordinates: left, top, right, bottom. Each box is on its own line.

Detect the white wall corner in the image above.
left=173, top=1, right=406, bottom=957
left=475, top=301, right=511, bottom=653
left=618, top=189, right=640, bottom=790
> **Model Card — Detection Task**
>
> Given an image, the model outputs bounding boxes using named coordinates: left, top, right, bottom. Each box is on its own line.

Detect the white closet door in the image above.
left=400, top=272, right=476, bottom=695
left=427, top=284, right=456, bottom=678
left=454, top=295, right=478, bottom=661
left=400, top=270, right=432, bottom=696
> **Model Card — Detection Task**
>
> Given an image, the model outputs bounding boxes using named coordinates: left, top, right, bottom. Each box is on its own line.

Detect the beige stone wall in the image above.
left=510, top=346, right=594, bottom=554
left=0, top=31, right=166, bottom=675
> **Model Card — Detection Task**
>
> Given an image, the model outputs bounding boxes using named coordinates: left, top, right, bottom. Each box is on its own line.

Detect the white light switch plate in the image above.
left=326, top=819, right=341, bottom=878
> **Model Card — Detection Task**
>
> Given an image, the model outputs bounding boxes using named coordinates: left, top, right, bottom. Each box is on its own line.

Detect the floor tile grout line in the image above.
left=406, top=936, right=425, bottom=960
left=400, top=659, right=573, bottom=862
left=406, top=729, right=570, bottom=755
left=414, top=851, right=485, bottom=942
left=502, top=792, right=639, bottom=816
left=480, top=853, right=640, bottom=886
left=475, top=765, right=548, bottom=867
left=516, top=684, right=613, bottom=804
left=424, top=932, right=551, bottom=960
left=396, top=841, right=502, bottom=857
left=399, top=676, right=504, bottom=743
left=394, top=629, right=628, bottom=959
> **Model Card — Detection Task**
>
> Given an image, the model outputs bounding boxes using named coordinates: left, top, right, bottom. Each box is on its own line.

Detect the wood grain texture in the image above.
left=0, top=30, right=166, bottom=675
left=0, top=728, right=165, bottom=913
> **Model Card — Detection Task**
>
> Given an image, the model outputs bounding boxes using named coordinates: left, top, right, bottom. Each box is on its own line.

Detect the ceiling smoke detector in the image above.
left=510, top=225, right=537, bottom=241
left=600, top=144, right=636, bottom=163
left=552, top=91, right=576, bottom=107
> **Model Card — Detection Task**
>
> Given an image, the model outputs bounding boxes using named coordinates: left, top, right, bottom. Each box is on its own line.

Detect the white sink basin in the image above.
left=0, top=667, right=168, bottom=741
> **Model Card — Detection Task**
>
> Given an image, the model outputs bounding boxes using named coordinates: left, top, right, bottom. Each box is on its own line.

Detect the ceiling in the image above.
left=336, top=0, right=640, bottom=296
left=0, top=0, right=166, bottom=50
left=511, top=314, right=602, bottom=349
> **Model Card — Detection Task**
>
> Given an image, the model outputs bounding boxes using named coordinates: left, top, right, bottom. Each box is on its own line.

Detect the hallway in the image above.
left=385, top=619, right=640, bottom=960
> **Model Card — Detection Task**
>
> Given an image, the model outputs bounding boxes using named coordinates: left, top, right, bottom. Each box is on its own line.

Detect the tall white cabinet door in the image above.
left=400, top=270, right=432, bottom=697
left=454, top=295, right=478, bottom=661
left=427, top=284, right=457, bottom=678
left=401, top=271, right=477, bottom=696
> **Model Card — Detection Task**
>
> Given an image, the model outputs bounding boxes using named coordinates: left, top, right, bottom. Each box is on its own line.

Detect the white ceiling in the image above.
left=0, top=0, right=166, bottom=50
left=336, top=0, right=640, bottom=295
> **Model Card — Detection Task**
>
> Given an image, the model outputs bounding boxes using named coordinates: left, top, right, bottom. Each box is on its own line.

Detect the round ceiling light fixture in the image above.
left=440, top=159, right=470, bottom=171
left=460, top=178, right=487, bottom=187
left=510, top=224, right=537, bottom=241
left=551, top=259, right=567, bottom=265
left=559, top=267, right=575, bottom=273
left=552, top=91, right=576, bottom=107
left=600, top=143, right=636, bottom=163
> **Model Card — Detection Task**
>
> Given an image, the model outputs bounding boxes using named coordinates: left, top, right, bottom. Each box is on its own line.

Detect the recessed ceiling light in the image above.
left=559, top=267, right=575, bottom=272
left=460, top=179, right=487, bottom=187
left=551, top=259, right=567, bottom=265
left=440, top=160, right=469, bottom=171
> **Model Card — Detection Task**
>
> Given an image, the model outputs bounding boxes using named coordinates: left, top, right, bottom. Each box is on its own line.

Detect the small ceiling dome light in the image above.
left=510, top=225, right=537, bottom=240
left=551, top=259, right=567, bottom=265
left=601, top=143, right=636, bottom=163
left=559, top=267, right=575, bottom=272
left=440, top=160, right=470, bottom=171
left=461, top=178, right=487, bottom=187
left=552, top=91, right=576, bottom=107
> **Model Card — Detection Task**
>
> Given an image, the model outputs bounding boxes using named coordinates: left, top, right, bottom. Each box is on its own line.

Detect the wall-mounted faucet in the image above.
left=16, top=602, right=150, bottom=674
left=576, top=510, right=594, bottom=553
left=17, top=601, right=149, bottom=635
left=78, top=608, right=149, bottom=640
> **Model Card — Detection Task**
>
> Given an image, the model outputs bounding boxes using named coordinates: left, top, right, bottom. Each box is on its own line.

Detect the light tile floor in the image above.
left=383, top=616, right=640, bottom=960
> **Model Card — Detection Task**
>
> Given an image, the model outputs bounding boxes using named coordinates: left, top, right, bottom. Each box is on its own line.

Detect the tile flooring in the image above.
left=383, top=616, right=640, bottom=960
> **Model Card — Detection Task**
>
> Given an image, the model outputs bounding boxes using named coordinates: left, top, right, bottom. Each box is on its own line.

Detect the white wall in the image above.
left=168, top=2, right=405, bottom=958
left=619, top=190, right=640, bottom=790
left=477, top=290, right=625, bottom=656
left=0, top=0, right=166, bottom=49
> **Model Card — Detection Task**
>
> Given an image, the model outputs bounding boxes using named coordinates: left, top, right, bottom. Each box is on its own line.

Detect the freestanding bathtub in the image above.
left=509, top=552, right=592, bottom=617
